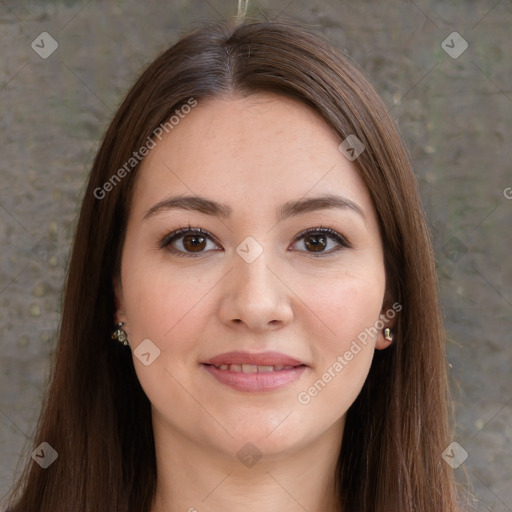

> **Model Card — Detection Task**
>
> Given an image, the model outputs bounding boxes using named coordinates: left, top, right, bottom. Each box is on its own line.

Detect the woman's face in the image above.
left=115, top=93, right=392, bottom=459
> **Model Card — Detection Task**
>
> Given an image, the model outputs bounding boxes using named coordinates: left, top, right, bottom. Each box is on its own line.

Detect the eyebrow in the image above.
left=143, top=193, right=366, bottom=223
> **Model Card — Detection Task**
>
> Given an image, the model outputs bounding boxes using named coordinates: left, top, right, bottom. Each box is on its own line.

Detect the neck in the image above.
left=150, top=416, right=344, bottom=512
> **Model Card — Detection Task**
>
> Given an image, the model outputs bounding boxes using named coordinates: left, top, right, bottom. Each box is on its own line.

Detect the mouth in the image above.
left=202, top=350, right=307, bottom=368
left=203, top=363, right=305, bottom=373
left=200, top=351, right=308, bottom=392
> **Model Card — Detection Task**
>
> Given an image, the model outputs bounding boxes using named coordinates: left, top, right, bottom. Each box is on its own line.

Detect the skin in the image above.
left=114, top=93, right=395, bottom=512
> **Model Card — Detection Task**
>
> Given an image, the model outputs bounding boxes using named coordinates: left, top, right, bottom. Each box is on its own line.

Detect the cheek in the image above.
left=308, top=266, right=385, bottom=345
left=120, top=254, right=215, bottom=358
left=122, top=262, right=208, bottom=406
left=298, top=269, right=384, bottom=408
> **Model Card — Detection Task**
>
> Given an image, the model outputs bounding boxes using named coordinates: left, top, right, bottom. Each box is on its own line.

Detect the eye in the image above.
left=159, top=225, right=351, bottom=257
left=159, top=224, right=220, bottom=257
left=290, top=227, right=351, bottom=256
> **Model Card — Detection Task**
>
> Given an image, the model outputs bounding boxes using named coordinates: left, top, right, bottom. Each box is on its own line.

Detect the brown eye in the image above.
left=160, top=226, right=220, bottom=257
left=291, top=227, right=351, bottom=256
left=303, top=233, right=327, bottom=253
left=160, top=226, right=351, bottom=258
left=181, top=233, right=207, bottom=252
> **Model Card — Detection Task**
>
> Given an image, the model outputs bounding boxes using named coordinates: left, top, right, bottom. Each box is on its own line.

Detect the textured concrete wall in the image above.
left=1, top=0, right=511, bottom=510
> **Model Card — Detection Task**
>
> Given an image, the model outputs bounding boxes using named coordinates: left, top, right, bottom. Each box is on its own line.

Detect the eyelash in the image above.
left=159, top=223, right=352, bottom=258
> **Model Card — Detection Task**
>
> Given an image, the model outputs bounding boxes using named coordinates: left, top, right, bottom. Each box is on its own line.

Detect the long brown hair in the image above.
left=4, top=15, right=460, bottom=512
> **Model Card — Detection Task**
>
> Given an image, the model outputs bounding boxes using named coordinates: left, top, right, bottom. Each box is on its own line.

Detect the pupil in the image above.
left=306, top=235, right=325, bottom=252
left=185, top=235, right=205, bottom=251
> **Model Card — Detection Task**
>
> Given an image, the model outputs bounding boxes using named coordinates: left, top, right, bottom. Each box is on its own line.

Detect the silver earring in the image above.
left=112, top=322, right=129, bottom=346
left=384, top=328, right=393, bottom=342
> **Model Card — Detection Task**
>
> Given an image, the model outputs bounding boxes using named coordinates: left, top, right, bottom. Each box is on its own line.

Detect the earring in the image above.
left=384, top=328, right=393, bottom=342
left=112, top=322, right=129, bottom=346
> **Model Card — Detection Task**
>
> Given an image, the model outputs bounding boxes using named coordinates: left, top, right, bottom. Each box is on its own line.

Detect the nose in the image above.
left=218, top=246, right=294, bottom=332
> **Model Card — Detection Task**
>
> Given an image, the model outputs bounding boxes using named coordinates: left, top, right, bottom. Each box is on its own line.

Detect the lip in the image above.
left=202, top=364, right=308, bottom=392
left=201, top=351, right=308, bottom=393
left=202, top=351, right=306, bottom=367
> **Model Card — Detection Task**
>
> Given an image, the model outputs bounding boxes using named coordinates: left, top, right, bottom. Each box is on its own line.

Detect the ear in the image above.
left=375, top=301, right=400, bottom=350
left=113, top=276, right=128, bottom=325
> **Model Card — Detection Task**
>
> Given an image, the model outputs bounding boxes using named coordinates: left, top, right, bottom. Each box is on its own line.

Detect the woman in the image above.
left=4, top=15, right=462, bottom=512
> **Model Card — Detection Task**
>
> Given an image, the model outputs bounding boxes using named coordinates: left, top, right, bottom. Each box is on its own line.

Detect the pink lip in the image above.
left=202, top=364, right=307, bottom=392
left=201, top=351, right=308, bottom=392
left=202, top=350, right=306, bottom=367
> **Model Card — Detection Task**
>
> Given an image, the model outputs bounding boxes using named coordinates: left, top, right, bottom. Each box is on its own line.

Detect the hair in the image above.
left=4, top=14, right=461, bottom=512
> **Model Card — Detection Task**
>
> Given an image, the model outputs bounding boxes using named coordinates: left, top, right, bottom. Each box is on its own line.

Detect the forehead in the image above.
left=133, top=93, right=374, bottom=219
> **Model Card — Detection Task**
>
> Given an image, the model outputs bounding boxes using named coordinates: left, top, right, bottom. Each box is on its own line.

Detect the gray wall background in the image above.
left=0, top=0, right=510, bottom=510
